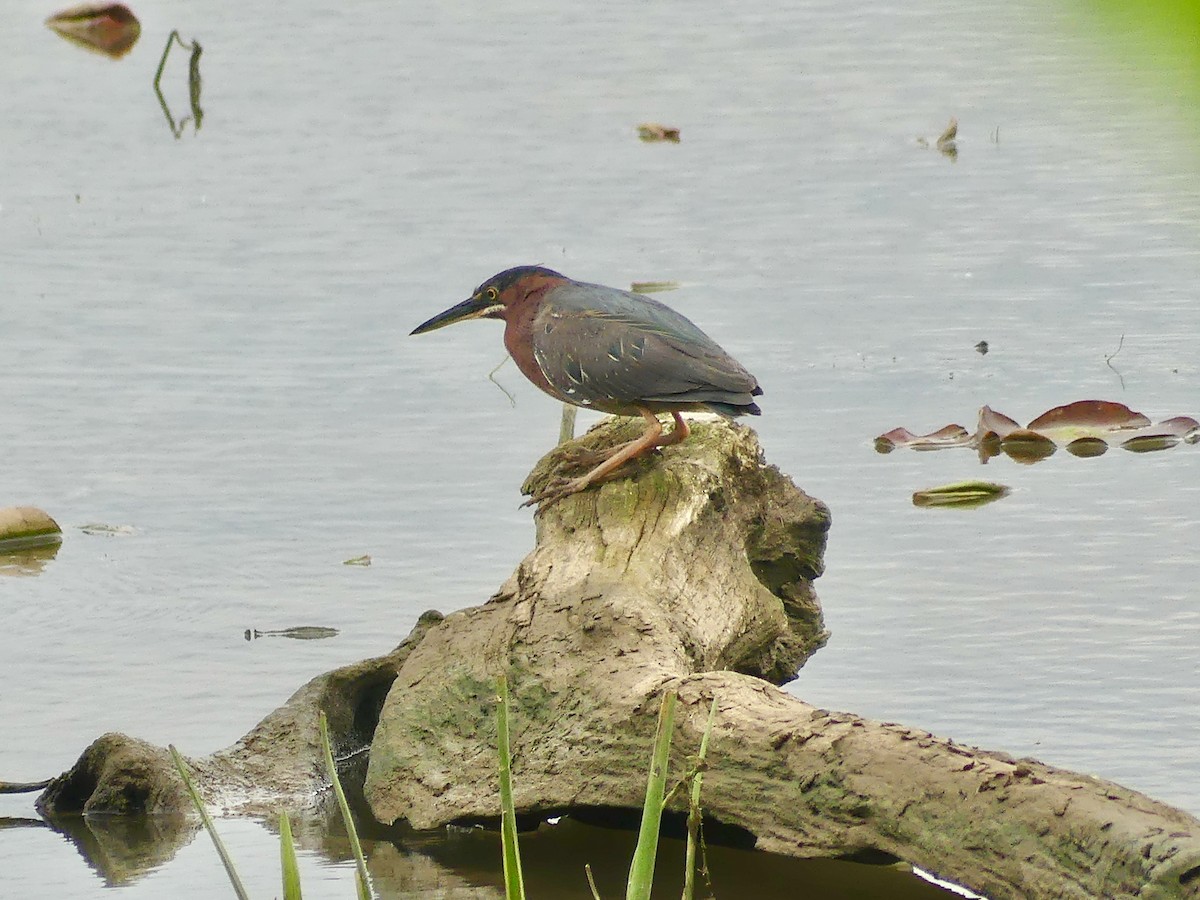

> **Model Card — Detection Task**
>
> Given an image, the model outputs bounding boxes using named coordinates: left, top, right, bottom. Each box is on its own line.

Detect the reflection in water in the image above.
left=354, top=817, right=957, bottom=900
left=0, top=816, right=46, bottom=831
left=153, top=30, right=204, bottom=138
left=243, top=626, right=341, bottom=641
left=0, top=543, right=61, bottom=577
left=40, top=811, right=200, bottom=886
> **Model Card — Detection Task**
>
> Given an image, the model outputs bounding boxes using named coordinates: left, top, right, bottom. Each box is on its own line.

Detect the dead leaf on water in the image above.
left=630, top=281, right=681, bottom=294
left=917, top=116, right=958, bottom=161
left=343, top=554, right=372, bottom=566
left=78, top=522, right=136, bottom=536
left=913, top=480, right=1011, bottom=509
left=637, top=123, right=681, bottom=143
left=46, top=2, right=141, bottom=59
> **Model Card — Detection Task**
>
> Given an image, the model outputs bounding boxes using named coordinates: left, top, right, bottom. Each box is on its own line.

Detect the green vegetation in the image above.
left=497, top=678, right=718, bottom=899
left=169, top=712, right=372, bottom=900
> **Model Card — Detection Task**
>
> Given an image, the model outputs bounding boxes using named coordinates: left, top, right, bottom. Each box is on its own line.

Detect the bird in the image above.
left=411, top=266, right=762, bottom=507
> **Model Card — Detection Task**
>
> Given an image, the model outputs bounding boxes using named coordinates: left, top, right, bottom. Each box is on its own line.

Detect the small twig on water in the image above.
left=1105, top=333, right=1126, bottom=391
left=153, top=30, right=204, bottom=138
left=489, top=355, right=517, bottom=407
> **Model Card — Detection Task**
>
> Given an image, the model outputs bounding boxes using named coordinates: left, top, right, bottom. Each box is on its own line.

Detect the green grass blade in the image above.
left=626, top=691, right=677, bottom=900
left=279, top=812, right=303, bottom=900
left=168, top=745, right=251, bottom=900
left=682, top=697, right=717, bottom=900
left=318, top=712, right=372, bottom=900
left=585, top=862, right=602, bottom=899
left=496, top=675, right=526, bottom=900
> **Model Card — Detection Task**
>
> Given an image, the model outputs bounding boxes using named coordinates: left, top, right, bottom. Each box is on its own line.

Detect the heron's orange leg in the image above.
left=525, top=410, right=689, bottom=508
left=559, top=411, right=689, bottom=470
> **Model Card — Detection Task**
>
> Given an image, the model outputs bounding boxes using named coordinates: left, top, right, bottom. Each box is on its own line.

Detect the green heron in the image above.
left=411, top=266, right=762, bottom=506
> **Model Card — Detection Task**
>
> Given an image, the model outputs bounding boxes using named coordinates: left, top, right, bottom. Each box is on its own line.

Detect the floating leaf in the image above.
left=977, top=406, right=1021, bottom=440
left=1116, top=416, right=1200, bottom=450
left=78, top=522, right=136, bottom=536
left=913, top=481, right=1011, bottom=509
left=1026, top=400, right=1150, bottom=443
left=878, top=401, right=1198, bottom=464
left=636, top=123, right=681, bottom=143
left=343, top=554, right=371, bottom=566
left=1164, top=416, right=1200, bottom=443
left=630, top=281, right=681, bottom=294
left=874, top=424, right=971, bottom=453
left=918, top=117, right=958, bottom=160
left=936, top=117, right=958, bottom=159
left=46, top=3, right=141, bottom=59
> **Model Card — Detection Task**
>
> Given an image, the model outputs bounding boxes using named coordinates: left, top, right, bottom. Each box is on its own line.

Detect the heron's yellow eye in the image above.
left=485, top=287, right=500, bottom=302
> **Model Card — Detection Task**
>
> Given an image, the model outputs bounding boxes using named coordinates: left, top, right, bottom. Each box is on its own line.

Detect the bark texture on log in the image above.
left=32, top=417, right=1200, bottom=899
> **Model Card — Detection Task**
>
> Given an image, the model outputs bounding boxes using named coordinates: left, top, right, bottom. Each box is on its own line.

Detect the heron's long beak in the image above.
left=410, top=295, right=504, bottom=335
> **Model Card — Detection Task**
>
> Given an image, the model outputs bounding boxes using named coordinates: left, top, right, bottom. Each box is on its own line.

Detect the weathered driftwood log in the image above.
left=34, top=417, right=1200, bottom=900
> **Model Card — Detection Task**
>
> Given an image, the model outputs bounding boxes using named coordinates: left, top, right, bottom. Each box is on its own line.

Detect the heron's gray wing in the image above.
left=531, top=283, right=760, bottom=411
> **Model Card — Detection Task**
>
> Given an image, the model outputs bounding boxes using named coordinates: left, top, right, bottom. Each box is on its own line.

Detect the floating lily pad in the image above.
left=46, top=2, right=141, bottom=59
left=977, top=406, right=1022, bottom=441
left=878, top=401, right=1198, bottom=464
left=1026, top=400, right=1150, bottom=443
left=874, top=424, right=971, bottom=452
left=913, top=481, right=1011, bottom=509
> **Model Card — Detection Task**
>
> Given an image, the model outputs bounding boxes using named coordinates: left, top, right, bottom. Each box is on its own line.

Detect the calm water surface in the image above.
left=2, top=0, right=1198, bottom=896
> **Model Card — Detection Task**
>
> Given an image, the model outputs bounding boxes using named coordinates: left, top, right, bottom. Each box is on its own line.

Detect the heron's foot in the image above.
left=521, top=459, right=642, bottom=509
left=521, top=474, right=586, bottom=509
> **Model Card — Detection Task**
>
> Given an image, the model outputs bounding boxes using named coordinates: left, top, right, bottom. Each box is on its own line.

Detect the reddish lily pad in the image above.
left=877, top=401, right=1197, bottom=464
left=1026, top=400, right=1150, bottom=444
left=46, top=2, right=140, bottom=58
left=977, top=406, right=1022, bottom=440
left=875, top=424, right=971, bottom=453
